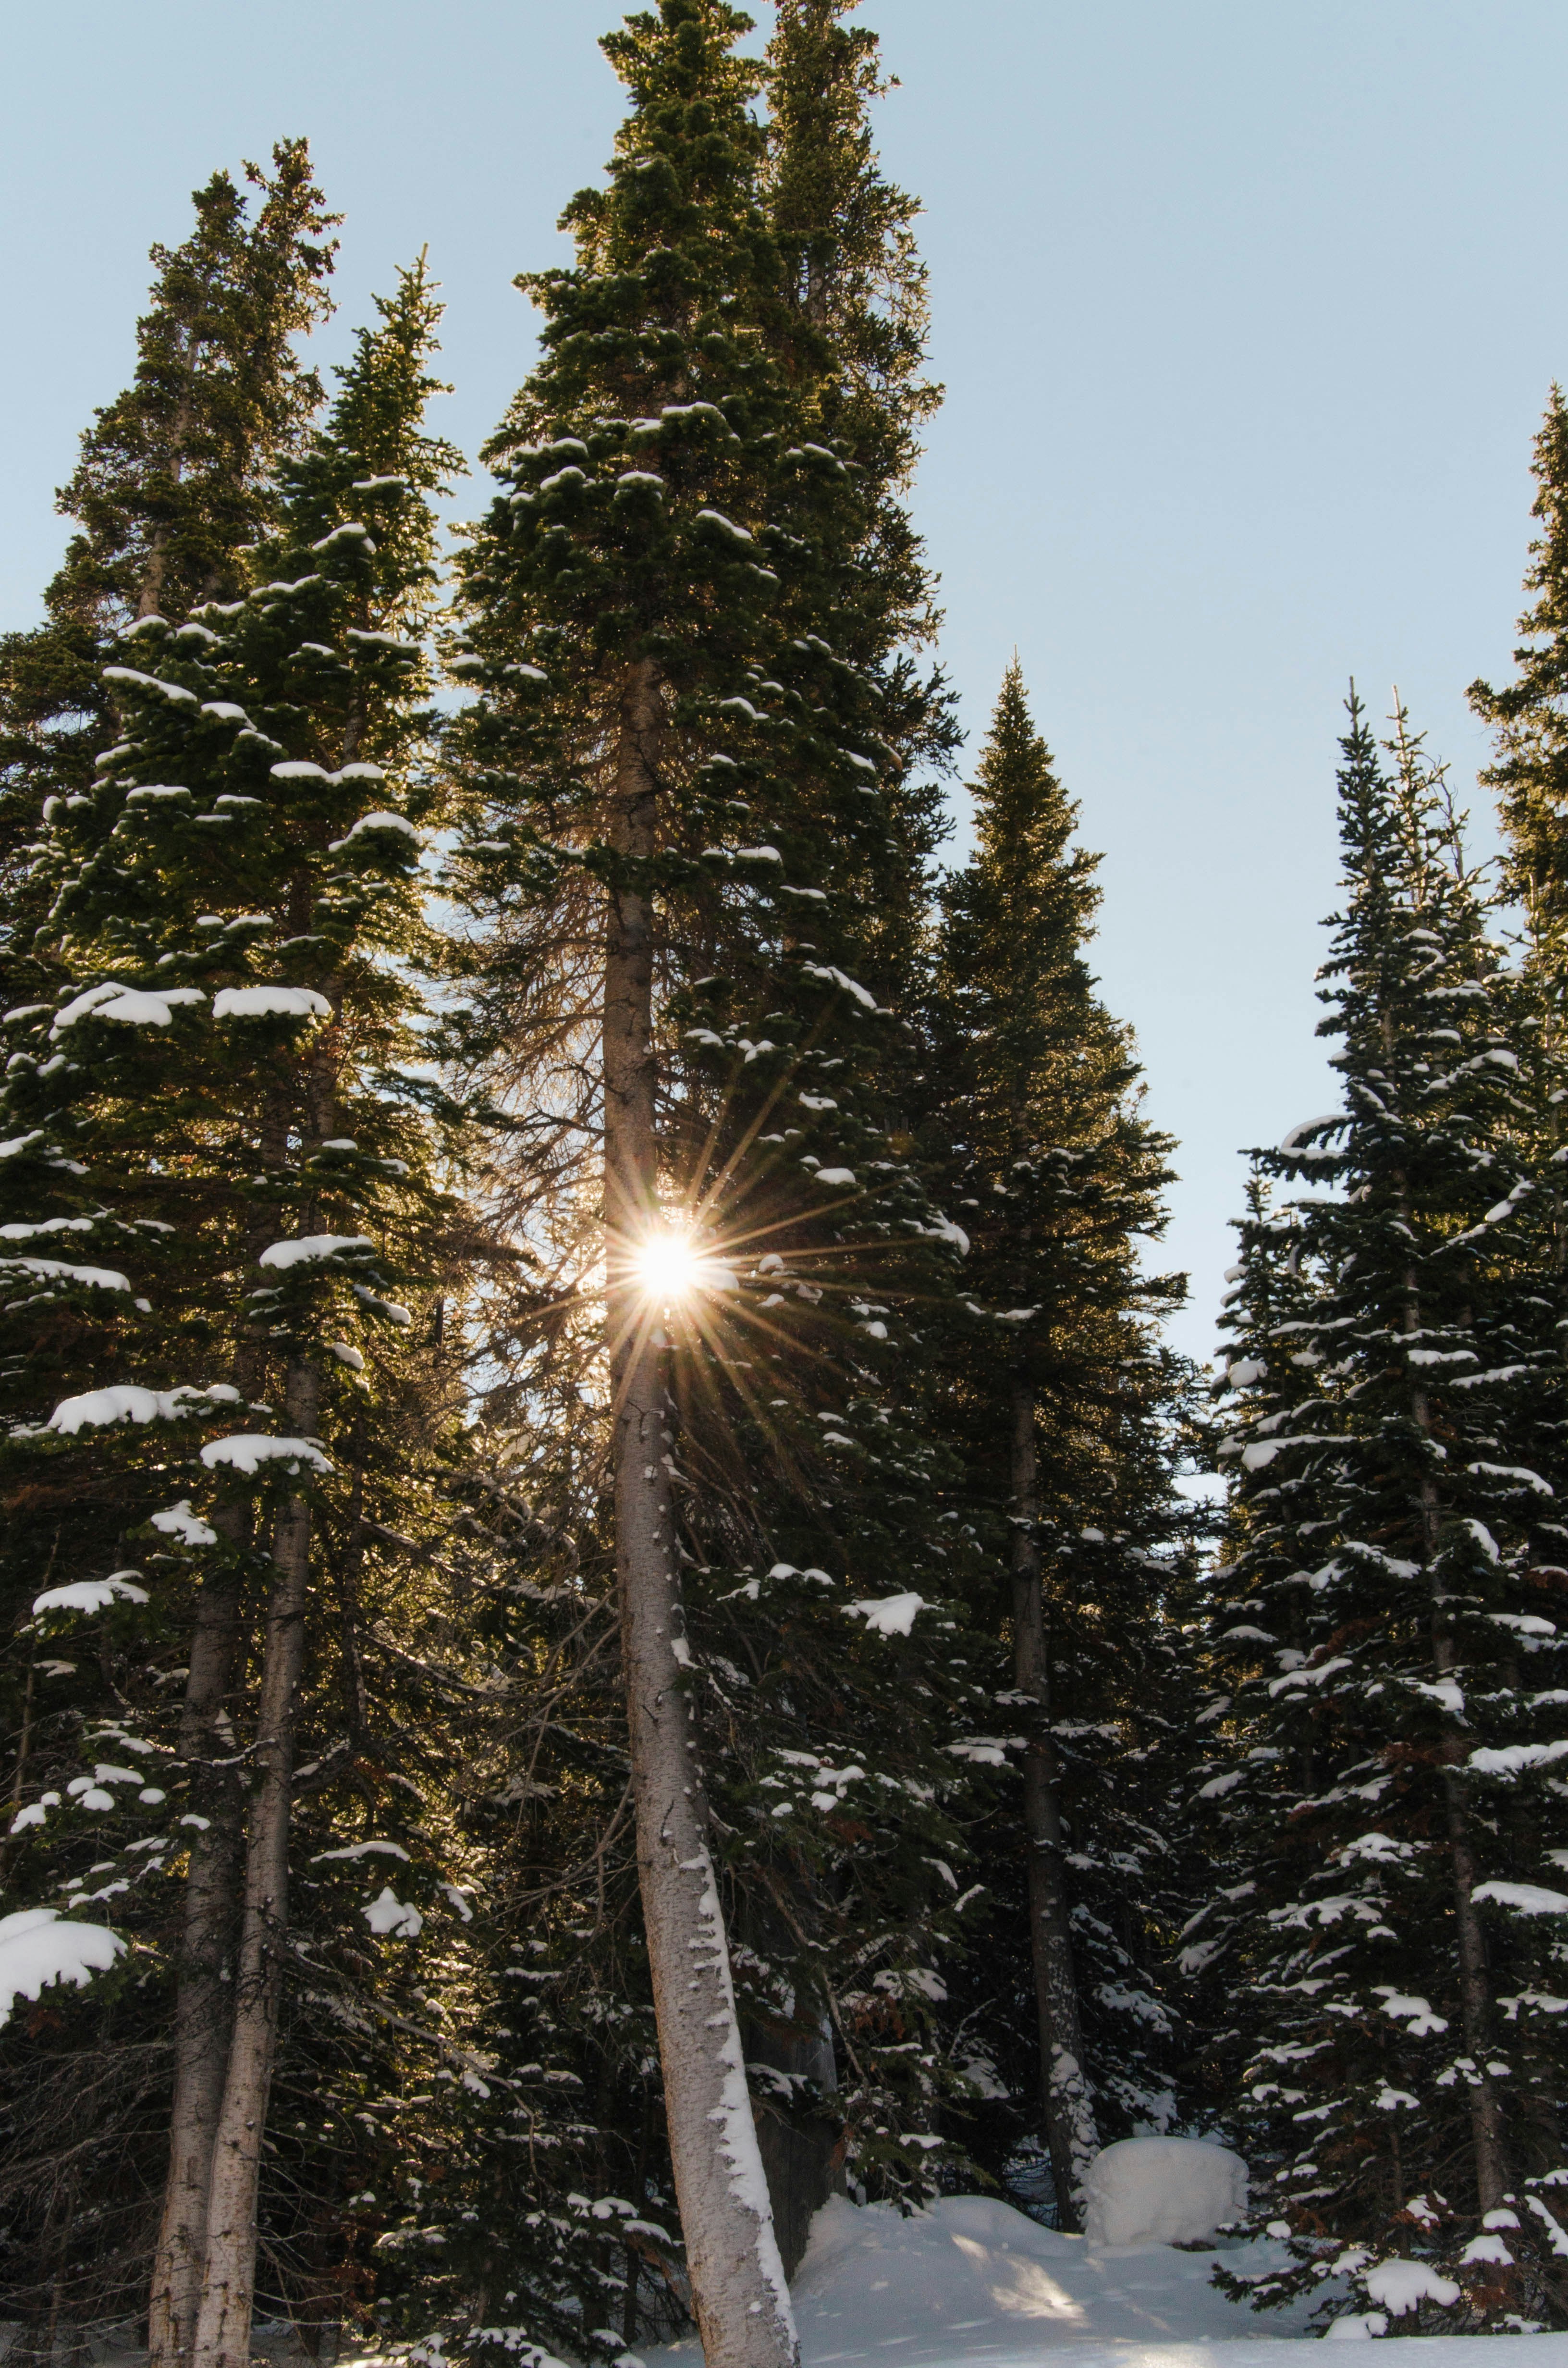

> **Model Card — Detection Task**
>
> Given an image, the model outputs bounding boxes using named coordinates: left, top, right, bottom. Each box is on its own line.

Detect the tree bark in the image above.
left=189, top=1358, right=318, bottom=2368
left=604, top=659, right=797, bottom=2368
left=151, top=1098, right=289, bottom=2368
left=1011, top=1381, right=1098, bottom=2231
left=147, top=1555, right=247, bottom=2368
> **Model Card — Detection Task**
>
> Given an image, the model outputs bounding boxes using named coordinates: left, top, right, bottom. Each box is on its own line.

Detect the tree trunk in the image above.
left=190, top=1359, right=318, bottom=2368
left=1011, top=1381, right=1098, bottom=2231
left=604, top=659, right=797, bottom=2368
left=147, top=1556, right=247, bottom=2368
left=151, top=1101, right=288, bottom=2368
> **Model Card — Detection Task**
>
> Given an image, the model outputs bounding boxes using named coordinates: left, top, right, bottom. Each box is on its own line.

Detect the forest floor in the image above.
left=8, top=2194, right=1560, bottom=2367
left=646, top=2194, right=1567, bottom=2367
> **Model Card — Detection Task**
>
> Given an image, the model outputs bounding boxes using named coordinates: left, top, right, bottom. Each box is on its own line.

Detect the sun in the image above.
left=633, top=1226, right=704, bottom=1305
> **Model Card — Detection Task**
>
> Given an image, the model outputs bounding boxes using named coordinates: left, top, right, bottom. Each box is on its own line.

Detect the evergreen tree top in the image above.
left=765, top=0, right=934, bottom=433
left=1472, top=384, right=1568, bottom=723
left=762, top=0, right=941, bottom=672
left=767, top=0, right=905, bottom=308
left=966, top=659, right=1097, bottom=899
left=0, top=136, right=338, bottom=879
left=600, top=0, right=763, bottom=156
left=1470, top=386, right=1568, bottom=937
left=58, top=139, right=339, bottom=629
left=1306, top=691, right=1508, bottom=1194
left=943, top=663, right=1121, bottom=1137
left=263, top=253, right=463, bottom=649
left=503, top=0, right=778, bottom=411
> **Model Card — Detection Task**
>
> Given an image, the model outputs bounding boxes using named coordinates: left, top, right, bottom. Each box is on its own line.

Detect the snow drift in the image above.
left=1083, top=2135, right=1247, bottom=2248
left=646, top=2190, right=1566, bottom=2368
left=649, top=2190, right=1322, bottom=2365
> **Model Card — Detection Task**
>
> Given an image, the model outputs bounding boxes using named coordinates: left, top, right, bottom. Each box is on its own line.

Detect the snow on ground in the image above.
left=5, top=2193, right=1560, bottom=2368
left=649, top=2193, right=1567, bottom=2368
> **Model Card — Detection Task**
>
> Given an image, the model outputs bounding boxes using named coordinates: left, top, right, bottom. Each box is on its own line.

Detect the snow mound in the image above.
left=1361, top=2257, right=1460, bottom=2317
left=1083, top=2136, right=1247, bottom=2248
left=649, top=2190, right=1568, bottom=2367
left=647, top=2191, right=1330, bottom=2366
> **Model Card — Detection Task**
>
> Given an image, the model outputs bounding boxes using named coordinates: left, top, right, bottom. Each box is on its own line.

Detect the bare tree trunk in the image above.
left=604, top=659, right=797, bottom=2368
left=151, top=1096, right=290, bottom=2368
left=190, top=1358, right=318, bottom=2368
left=336, top=1422, right=372, bottom=1749
left=1435, top=1743, right=1508, bottom=2209
left=1011, top=1382, right=1098, bottom=2231
left=2, top=1658, right=36, bottom=1838
left=147, top=1556, right=247, bottom=2368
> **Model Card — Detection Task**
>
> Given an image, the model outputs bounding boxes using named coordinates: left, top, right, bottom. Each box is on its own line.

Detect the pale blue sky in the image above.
left=4, top=1, right=1566, bottom=1360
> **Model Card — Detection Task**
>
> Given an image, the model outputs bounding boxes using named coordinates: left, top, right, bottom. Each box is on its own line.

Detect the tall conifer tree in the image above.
left=0, top=262, right=463, bottom=2368
left=0, top=145, right=336, bottom=918
left=452, top=11, right=833, bottom=2357
left=1195, top=700, right=1568, bottom=2333
left=448, top=6, right=992, bottom=2355
left=1471, top=387, right=1568, bottom=977
left=929, top=666, right=1189, bottom=2224
left=1470, top=387, right=1568, bottom=1370
left=762, top=0, right=952, bottom=1011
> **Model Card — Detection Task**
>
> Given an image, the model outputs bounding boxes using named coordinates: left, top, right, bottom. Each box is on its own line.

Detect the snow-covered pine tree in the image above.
left=0, top=260, right=466, bottom=2368
left=761, top=0, right=954, bottom=1013
left=1470, top=383, right=1568, bottom=1449
left=0, top=143, right=337, bottom=954
left=670, top=5, right=992, bottom=2245
left=447, top=6, right=992, bottom=2356
left=446, top=12, right=835, bottom=2358
left=1471, top=384, right=1568, bottom=980
left=1179, top=1168, right=1330, bottom=2125
left=1196, top=695, right=1568, bottom=2334
left=926, top=662, right=1192, bottom=2227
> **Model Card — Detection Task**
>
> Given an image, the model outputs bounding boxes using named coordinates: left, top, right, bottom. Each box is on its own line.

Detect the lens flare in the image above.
left=634, top=1227, right=704, bottom=1305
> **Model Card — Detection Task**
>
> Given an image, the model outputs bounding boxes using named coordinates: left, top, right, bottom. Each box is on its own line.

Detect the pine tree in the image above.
left=0, top=142, right=336, bottom=929
left=0, top=260, right=465, bottom=2368
left=1469, top=384, right=1568, bottom=1486
left=927, top=664, right=1191, bottom=2225
left=761, top=0, right=954, bottom=1012
left=1471, top=386, right=1568, bottom=974
left=449, top=12, right=830, bottom=2356
left=1179, top=1166, right=1328, bottom=2127
left=447, top=6, right=993, bottom=2355
left=1195, top=696, right=1568, bottom=2333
